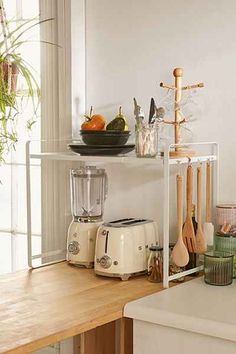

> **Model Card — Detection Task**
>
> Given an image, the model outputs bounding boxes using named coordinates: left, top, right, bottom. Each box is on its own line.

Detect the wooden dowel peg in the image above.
left=182, top=83, right=204, bottom=90
left=160, top=82, right=175, bottom=90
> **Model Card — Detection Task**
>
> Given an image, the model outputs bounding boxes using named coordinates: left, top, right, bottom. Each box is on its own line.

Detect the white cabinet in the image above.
left=125, top=278, right=236, bottom=354
left=133, top=320, right=236, bottom=354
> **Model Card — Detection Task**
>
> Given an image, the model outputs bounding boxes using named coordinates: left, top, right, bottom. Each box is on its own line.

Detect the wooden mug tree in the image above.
left=160, top=68, right=204, bottom=157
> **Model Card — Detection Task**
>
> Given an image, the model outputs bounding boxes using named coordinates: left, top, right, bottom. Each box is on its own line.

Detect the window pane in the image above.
left=30, top=164, right=41, bottom=235
left=22, top=0, right=39, bottom=19
left=0, top=233, right=12, bottom=273
left=0, top=0, right=41, bottom=275
left=4, top=0, right=16, bottom=19
left=0, top=165, right=11, bottom=230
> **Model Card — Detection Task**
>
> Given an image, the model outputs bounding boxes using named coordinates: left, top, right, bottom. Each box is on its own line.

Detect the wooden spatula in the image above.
left=195, top=166, right=207, bottom=254
left=203, top=162, right=214, bottom=249
left=183, top=165, right=197, bottom=253
left=172, top=175, right=189, bottom=267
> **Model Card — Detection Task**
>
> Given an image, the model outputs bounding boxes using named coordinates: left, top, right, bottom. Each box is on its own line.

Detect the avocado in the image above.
left=106, top=106, right=129, bottom=131
left=106, top=117, right=126, bottom=131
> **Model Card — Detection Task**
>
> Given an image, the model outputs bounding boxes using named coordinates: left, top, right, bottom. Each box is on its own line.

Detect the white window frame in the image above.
left=39, top=1, right=85, bottom=353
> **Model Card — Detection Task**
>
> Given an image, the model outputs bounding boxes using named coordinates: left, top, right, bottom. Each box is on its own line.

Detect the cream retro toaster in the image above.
left=94, top=218, right=159, bottom=280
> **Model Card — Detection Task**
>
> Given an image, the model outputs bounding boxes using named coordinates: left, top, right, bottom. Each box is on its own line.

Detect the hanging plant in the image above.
left=0, top=0, right=55, bottom=162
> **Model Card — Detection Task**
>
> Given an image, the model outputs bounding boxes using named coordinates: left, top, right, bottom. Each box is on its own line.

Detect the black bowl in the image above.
left=80, top=130, right=131, bottom=146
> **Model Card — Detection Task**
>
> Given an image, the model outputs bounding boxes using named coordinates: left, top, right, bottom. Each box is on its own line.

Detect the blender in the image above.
left=67, top=166, right=108, bottom=268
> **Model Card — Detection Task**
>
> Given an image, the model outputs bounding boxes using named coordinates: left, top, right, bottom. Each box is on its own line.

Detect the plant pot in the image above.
left=0, top=61, right=19, bottom=92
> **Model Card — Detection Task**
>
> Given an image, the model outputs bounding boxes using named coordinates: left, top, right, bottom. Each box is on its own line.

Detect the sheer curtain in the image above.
left=0, top=0, right=41, bottom=274
left=0, top=1, right=74, bottom=352
left=0, top=0, right=72, bottom=274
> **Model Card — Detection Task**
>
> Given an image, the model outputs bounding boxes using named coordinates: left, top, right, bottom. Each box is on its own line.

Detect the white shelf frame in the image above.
left=163, top=142, right=219, bottom=288
left=26, top=141, right=219, bottom=287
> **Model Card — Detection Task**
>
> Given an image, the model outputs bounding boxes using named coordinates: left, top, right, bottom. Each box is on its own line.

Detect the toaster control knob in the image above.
left=100, top=255, right=112, bottom=269
left=68, top=241, right=80, bottom=255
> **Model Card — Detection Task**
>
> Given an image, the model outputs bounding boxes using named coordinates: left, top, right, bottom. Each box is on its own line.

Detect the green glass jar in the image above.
left=204, top=251, right=233, bottom=286
left=214, top=232, right=236, bottom=277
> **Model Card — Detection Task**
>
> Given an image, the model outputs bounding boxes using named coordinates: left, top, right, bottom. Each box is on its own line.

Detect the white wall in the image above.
left=77, top=0, right=236, bottom=238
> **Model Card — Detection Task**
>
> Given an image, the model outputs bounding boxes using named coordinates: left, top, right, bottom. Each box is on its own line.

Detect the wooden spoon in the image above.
left=195, top=166, right=207, bottom=254
left=183, top=165, right=197, bottom=253
left=172, top=175, right=189, bottom=267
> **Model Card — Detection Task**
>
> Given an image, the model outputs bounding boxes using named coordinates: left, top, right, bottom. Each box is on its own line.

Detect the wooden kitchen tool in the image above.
left=195, top=166, right=207, bottom=254
left=160, top=68, right=204, bottom=157
left=183, top=165, right=196, bottom=252
left=172, top=175, right=189, bottom=267
left=203, top=161, right=214, bottom=248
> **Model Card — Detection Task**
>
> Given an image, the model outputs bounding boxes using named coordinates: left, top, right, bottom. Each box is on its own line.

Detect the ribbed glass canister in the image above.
left=204, top=251, right=233, bottom=286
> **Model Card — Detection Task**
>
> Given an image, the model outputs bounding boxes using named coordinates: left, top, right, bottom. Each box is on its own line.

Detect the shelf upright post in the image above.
left=26, top=141, right=32, bottom=267
left=163, top=144, right=171, bottom=288
left=213, top=142, right=219, bottom=210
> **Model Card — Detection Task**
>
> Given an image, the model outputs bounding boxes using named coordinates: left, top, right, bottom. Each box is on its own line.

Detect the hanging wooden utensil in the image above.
left=183, top=164, right=196, bottom=252
left=195, top=166, right=207, bottom=254
left=203, top=161, right=214, bottom=249
left=172, top=174, right=189, bottom=267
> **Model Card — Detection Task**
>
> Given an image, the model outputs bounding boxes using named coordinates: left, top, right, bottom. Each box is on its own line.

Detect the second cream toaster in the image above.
left=94, top=218, right=159, bottom=280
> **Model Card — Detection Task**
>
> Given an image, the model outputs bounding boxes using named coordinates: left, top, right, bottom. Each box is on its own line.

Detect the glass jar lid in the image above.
left=204, top=251, right=234, bottom=258
left=71, top=166, right=106, bottom=177
left=216, top=204, right=236, bottom=209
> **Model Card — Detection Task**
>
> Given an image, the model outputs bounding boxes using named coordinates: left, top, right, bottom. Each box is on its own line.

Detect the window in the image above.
left=0, top=0, right=41, bottom=273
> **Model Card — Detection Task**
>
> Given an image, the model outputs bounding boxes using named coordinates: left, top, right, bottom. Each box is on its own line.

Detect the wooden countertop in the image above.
left=0, top=262, right=164, bottom=354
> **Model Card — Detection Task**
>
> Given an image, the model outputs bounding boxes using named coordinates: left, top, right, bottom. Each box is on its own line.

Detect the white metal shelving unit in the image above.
left=26, top=141, right=219, bottom=288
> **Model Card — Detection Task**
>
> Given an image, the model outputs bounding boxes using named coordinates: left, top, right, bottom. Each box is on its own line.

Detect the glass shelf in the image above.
left=29, top=151, right=217, bottom=165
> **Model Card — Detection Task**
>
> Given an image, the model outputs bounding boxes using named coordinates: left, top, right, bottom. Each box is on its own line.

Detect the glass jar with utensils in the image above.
left=148, top=246, right=163, bottom=283
left=216, top=204, right=236, bottom=234
left=133, top=97, right=164, bottom=158
left=135, top=123, right=158, bottom=158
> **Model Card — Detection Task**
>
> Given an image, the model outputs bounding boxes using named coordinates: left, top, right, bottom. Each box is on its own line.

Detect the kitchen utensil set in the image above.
left=195, top=166, right=207, bottom=254
left=173, top=161, right=212, bottom=267
left=148, top=97, right=156, bottom=125
left=182, top=165, right=196, bottom=253
left=133, top=97, right=165, bottom=127
left=172, top=175, right=190, bottom=267
left=203, top=162, right=214, bottom=248
left=133, top=97, right=145, bottom=127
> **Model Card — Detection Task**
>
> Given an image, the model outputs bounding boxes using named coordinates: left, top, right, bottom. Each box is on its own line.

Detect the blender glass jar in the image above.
left=70, top=166, right=108, bottom=222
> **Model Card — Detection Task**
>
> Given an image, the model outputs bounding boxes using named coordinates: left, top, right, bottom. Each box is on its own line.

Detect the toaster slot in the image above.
left=105, top=231, right=109, bottom=253
left=122, top=219, right=147, bottom=226
left=108, top=218, right=134, bottom=224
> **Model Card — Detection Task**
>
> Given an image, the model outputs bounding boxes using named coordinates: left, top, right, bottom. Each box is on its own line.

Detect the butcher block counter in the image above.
left=0, top=261, right=165, bottom=354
